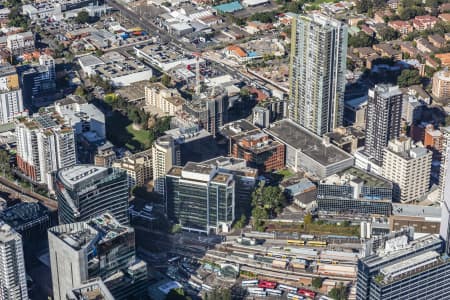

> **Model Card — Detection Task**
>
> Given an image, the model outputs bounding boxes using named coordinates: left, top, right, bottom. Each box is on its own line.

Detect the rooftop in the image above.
left=67, top=280, right=114, bottom=300
left=0, top=222, right=20, bottom=243
left=362, top=233, right=442, bottom=269
left=220, top=119, right=258, bottom=139
left=50, top=213, right=130, bottom=251
left=0, top=202, right=49, bottom=232
left=392, top=204, right=441, bottom=220
left=202, top=156, right=258, bottom=177
left=183, top=161, right=215, bottom=175
left=378, top=251, right=445, bottom=285
left=265, top=120, right=353, bottom=166
left=58, top=165, right=108, bottom=187
left=333, top=167, right=392, bottom=188
left=370, top=84, right=402, bottom=99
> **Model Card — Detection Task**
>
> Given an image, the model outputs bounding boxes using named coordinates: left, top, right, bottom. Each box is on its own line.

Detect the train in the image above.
left=287, top=239, right=305, bottom=246
left=306, top=240, right=327, bottom=247
left=287, top=239, right=327, bottom=247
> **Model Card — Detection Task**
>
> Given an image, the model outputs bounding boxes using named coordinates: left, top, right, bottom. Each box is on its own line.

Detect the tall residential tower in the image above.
left=0, top=223, right=28, bottom=300
left=288, top=13, right=347, bottom=136
left=363, top=85, right=403, bottom=164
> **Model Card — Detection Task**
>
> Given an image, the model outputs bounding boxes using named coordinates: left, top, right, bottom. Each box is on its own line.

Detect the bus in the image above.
left=201, top=284, right=213, bottom=292
left=306, top=240, right=327, bottom=247
left=266, top=288, right=282, bottom=296
left=287, top=240, right=305, bottom=246
left=258, top=280, right=277, bottom=289
left=298, top=288, right=316, bottom=298
left=168, top=256, right=180, bottom=263
left=248, top=288, right=267, bottom=297
left=287, top=292, right=304, bottom=300
left=188, top=281, right=201, bottom=291
left=278, top=284, right=298, bottom=293
left=242, top=279, right=259, bottom=287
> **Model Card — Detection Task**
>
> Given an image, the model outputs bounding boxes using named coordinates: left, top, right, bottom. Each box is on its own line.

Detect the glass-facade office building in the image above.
left=55, top=165, right=129, bottom=225
left=165, top=162, right=235, bottom=234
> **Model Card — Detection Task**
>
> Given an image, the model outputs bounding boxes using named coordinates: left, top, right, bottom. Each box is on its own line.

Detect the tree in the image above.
left=328, top=282, right=347, bottom=300
left=74, top=86, right=87, bottom=97
left=165, top=288, right=191, bottom=300
left=397, top=69, right=421, bottom=87
left=234, top=214, right=247, bottom=229
left=206, top=289, right=232, bottom=300
left=348, top=32, right=374, bottom=48
left=312, top=277, right=323, bottom=289
left=251, top=185, right=286, bottom=217
left=303, top=213, right=313, bottom=226
left=0, top=149, right=10, bottom=176
left=356, top=0, right=370, bottom=13
left=249, top=12, right=277, bottom=23
left=75, top=10, right=90, bottom=24
left=378, top=26, right=399, bottom=41
left=171, top=224, right=182, bottom=234
left=161, top=74, right=172, bottom=87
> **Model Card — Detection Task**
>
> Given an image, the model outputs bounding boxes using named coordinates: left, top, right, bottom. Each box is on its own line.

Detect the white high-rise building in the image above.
left=0, top=223, right=28, bottom=300
left=16, top=113, right=76, bottom=189
left=440, top=127, right=450, bottom=254
left=288, top=13, right=347, bottom=136
left=0, top=63, right=24, bottom=125
left=152, top=135, right=177, bottom=196
left=382, top=137, right=432, bottom=203
left=38, top=54, right=55, bottom=81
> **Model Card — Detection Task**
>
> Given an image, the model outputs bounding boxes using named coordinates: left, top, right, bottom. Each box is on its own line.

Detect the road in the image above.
left=0, top=177, right=58, bottom=211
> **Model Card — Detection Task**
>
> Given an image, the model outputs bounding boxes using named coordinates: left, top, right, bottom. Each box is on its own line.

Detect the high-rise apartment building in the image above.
left=165, top=161, right=235, bottom=234
left=48, top=213, right=147, bottom=300
left=432, top=69, right=450, bottom=99
left=382, top=137, right=432, bottom=202
left=288, top=13, right=347, bottom=136
left=55, top=165, right=129, bottom=225
left=440, top=127, right=450, bottom=254
left=0, top=223, right=28, bottom=300
left=15, top=113, right=76, bottom=189
left=152, top=135, right=178, bottom=196
left=357, top=229, right=449, bottom=300
left=0, top=63, right=24, bottom=125
left=20, top=54, right=56, bottom=108
left=363, top=85, right=403, bottom=164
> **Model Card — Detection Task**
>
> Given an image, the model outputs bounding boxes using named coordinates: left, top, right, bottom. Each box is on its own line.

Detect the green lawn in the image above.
left=106, top=111, right=152, bottom=152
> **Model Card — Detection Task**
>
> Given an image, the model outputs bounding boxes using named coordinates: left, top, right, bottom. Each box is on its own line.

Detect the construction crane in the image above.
left=193, top=52, right=202, bottom=96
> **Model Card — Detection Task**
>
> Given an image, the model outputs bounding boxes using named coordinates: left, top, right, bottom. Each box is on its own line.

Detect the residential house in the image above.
left=373, top=43, right=403, bottom=60
left=428, top=34, right=446, bottom=48
left=413, top=15, right=438, bottom=31
left=388, top=20, right=413, bottom=35
left=416, top=38, right=438, bottom=53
